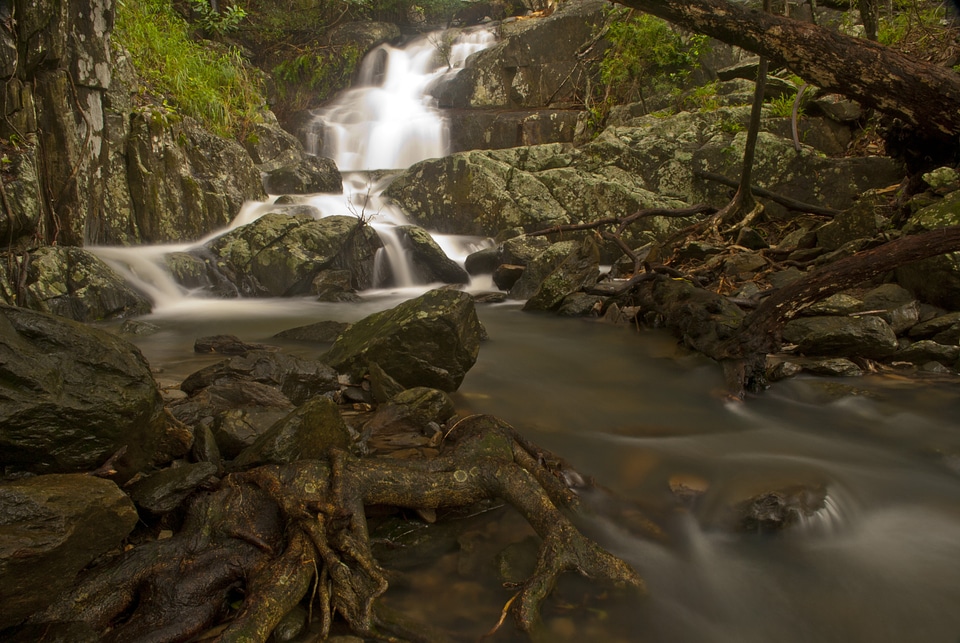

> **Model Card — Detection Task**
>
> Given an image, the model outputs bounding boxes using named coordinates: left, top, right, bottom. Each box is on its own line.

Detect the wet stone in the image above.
left=802, top=358, right=863, bottom=377
left=127, top=461, right=219, bottom=514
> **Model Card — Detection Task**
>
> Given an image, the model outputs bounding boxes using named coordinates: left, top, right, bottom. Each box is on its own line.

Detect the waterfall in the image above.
left=93, top=27, right=497, bottom=307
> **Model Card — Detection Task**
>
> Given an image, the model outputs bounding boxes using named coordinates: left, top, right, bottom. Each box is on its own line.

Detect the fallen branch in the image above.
left=695, top=170, right=841, bottom=217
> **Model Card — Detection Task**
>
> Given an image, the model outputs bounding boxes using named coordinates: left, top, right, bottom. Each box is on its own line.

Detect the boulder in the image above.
left=322, top=289, right=482, bottom=391
left=0, top=474, right=138, bottom=629
left=860, top=283, right=919, bottom=334
left=242, top=113, right=307, bottom=173
left=362, top=387, right=456, bottom=440
left=908, top=311, right=960, bottom=339
left=393, top=225, right=470, bottom=285
left=274, top=320, right=351, bottom=342
left=180, top=350, right=340, bottom=406
left=523, top=236, right=600, bottom=311
left=262, top=155, right=342, bottom=195
left=206, top=213, right=382, bottom=296
left=126, top=461, right=219, bottom=514
left=0, top=304, right=166, bottom=480
left=168, top=381, right=294, bottom=434
left=782, top=315, right=898, bottom=358
left=0, top=246, right=151, bottom=321
left=894, top=340, right=960, bottom=366
left=509, top=240, right=578, bottom=300
left=895, top=190, right=960, bottom=310
left=232, top=397, right=352, bottom=469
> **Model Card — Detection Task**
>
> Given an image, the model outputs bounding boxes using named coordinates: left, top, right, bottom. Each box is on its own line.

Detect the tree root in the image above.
left=29, top=415, right=643, bottom=642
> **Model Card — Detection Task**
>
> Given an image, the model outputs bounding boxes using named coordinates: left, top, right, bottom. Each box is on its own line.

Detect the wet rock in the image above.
left=891, top=339, right=960, bottom=366
left=932, top=323, right=960, bottom=345
left=362, top=387, right=455, bottom=449
left=495, top=536, right=540, bottom=585
left=0, top=304, right=166, bottom=480
left=192, top=424, right=222, bottom=471
left=127, top=461, right=219, bottom=514
left=493, top=263, right=525, bottom=291
left=802, top=358, right=863, bottom=377
left=0, top=475, right=138, bottom=629
left=921, top=360, right=953, bottom=374
left=907, top=311, right=960, bottom=339
left=557, top=292, right=604, bottom=316
left=262, top=155, right=342, bottom=195
left=393, top=225, right=470, bottom=285
left=782, top=315, right=898, bottom=359
left=895, top=190, right=960, bottom=309
left=766, top=360, right=803, bottom=381
left=509, top=240, right=578, bottom=300
left=722, top=250, right=768, bottom=276
left=232, top=397, right=352, bottom=468
left=0, top=144, right=41, bottom=245
left=311, top=269, right=361, bottom=302
left=524, top=236, right=600, bottom=312
left=860, top=283, right=919, bottom=334
left=322, top=289, right=482, bottom=392
left=733, top=483, right=827, bottom=532
left=816, top=199, right=887, bottom=252
left=212, top=408, right=293, bottom=459
left=368, top=362, right=405, bottom=404
left=119, top=319, right=161, bottom=336
left=194, top=334, right=273, bottom=355
left=464, top=245, right=500, bottom=275
left=180, top=350, right=340, bottom=406
left=735, top=226, right=768, bottom=250
left=242, top=114, right=307, bottom=173
left=801, top=293, right=864, bottom=317
left=169, top=381, right=294, bottom=435
left=501, top=235, right=551, bottom=265
left=766, top=267, right=805, bottom=289
left=274, top=320, right=350, bottom=342
left=206, top=213, right=382, bottom=297
left=472, top=291, right=508, bottom=304
left=0, top=246, right=151, bottom=321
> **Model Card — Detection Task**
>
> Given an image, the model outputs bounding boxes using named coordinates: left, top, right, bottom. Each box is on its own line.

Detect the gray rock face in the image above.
left=322, top=289, right=482, bottom=392
left=0, top=246, right=151, bottom=321
left=392, top=225, right=470, bottom=285
left=204, top=213, right=382, bottom=296
left=127, top=114, right=267, bottom=243
left=0, top=304, right=166, bottom=480
left=782, top=315, right=899, bottom=359
left=262, top=155, right=343, bottom=195
left=509, top=240, right=578, bottom=300
left=127, top=462, right=219, bottom=514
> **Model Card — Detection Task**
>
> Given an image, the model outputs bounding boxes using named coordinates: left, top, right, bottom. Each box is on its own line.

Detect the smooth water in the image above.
left=96, top=26, right=960, bottom=642
left=123, top=296, right=960, bottom=642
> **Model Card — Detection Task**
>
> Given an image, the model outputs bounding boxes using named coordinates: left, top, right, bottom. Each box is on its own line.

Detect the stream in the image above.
left=96, top=27, right=960, bottom=642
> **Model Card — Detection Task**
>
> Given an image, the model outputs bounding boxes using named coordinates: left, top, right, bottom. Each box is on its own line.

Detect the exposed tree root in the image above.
left=30, top=415, right=643, bottom=642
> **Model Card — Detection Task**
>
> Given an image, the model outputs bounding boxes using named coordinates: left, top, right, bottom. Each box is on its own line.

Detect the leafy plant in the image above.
left=597, top=10, right=710, bottom=117
left=767, top=93, right=802, bottom=118
left=271, top=45, right=361, bottom=115
left=190, top=0, right=248, bottom=36
left=113, top=0, right=265, bottom=139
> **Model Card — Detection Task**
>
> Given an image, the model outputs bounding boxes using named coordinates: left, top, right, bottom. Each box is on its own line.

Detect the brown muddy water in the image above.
left=118, top=291, right=960, bottom=643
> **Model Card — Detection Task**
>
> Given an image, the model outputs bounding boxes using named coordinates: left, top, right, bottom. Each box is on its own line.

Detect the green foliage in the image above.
left=767, top=93, right=802, bottom=118
left=877, top=0, right=947, bottom=46
left=190, top=0, right=248, bottom=36
left=682, top=81, right=721, bottom=112
left=113, top=0, right=265, bottom=139
left=591, top=10, right=709, bottom=126
left=271, top=45, right=362, bottom=114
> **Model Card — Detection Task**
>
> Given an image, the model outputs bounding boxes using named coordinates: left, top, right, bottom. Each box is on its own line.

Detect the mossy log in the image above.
left=31, top=415, right=642, bottom=642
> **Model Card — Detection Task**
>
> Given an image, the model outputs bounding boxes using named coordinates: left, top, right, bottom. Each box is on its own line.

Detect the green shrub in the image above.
left=113, top=0, right=265, bottom=139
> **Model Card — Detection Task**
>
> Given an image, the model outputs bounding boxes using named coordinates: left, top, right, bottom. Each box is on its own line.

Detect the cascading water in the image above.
left=94, top=27, right=497, bottom=305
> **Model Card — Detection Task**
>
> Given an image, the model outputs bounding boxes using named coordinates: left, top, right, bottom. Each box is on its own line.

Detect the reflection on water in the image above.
left=121, top=296, right=960, bottom=643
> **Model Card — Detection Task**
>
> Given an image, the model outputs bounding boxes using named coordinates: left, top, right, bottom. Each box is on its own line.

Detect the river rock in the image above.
left=127, top=461, right=219, bottom=514
left=242, top=113, right=308, bottom=173
left=501, top=235, right=551, bottom=265
left=802, top=357, right=863, bottom=377
left=0, top=304, right=166, bottom=480
left=0, top=474, right=138, bottom=629
left=0, top=246, right=151, bottom=321
left=465, top=245, right=500, bottom=275
left=194, top=334, right=273, bottom=355
left=362, top=387, right=456, bottom=446
left=262, top=155, right=342, bottom=195
left=782, top=315, right=898, bottom=358
left=180, top=350, right=340, bottom=406
left=206, top=213, right=382, bottom=296
left=523, top=236, right=600, bottom=311
left=392, top=225, right=470, bottom=285
left=509, top=240, right=578, bottom=300
left=801, top=293, right=864, bottom=317
left=860, top=283, right=919, bottom=334
left=907, top=311, right=960, bottom=339
left=893, top=340, right=960, bottom=366
left=274, top=320, right=351, bottom=342
left=322, top=288, right=482, bottom=392
left=232, top=396, right=352, bottom=468
left=169, top=381, right=294, bottom=433
left=895, top=190, right=960, bottom=310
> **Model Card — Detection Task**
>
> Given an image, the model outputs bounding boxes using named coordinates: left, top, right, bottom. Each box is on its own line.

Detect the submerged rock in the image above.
left=782, top=315, right=898, bottom=359
left=322, top=289, right=482, bottom=392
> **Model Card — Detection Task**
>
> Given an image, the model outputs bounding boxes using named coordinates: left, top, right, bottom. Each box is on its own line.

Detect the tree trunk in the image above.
left=615, top=0, right=960, bottom=138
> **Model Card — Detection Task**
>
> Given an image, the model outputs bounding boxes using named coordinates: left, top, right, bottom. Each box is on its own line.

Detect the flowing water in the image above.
left=95, top=28, right=960, bottom=642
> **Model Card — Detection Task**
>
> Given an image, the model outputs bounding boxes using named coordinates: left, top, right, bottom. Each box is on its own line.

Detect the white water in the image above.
left=93, top=28, right=498, bottom=310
